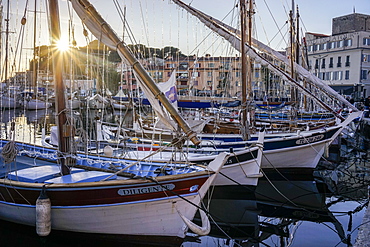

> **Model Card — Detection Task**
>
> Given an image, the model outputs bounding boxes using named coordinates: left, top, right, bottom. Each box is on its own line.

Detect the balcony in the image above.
left=345, top=62, right=350, bottom=67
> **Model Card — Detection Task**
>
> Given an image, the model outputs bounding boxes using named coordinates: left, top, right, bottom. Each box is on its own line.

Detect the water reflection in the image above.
left=188, top=173, right=367, bottom=247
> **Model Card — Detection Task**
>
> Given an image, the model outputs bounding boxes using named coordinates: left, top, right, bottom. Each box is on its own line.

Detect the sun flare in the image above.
left=56, top=38, right=69, bottom=52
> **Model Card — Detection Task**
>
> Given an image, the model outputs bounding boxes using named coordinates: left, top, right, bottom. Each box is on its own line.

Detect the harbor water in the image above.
left=0, top=108, right=369, bottom=247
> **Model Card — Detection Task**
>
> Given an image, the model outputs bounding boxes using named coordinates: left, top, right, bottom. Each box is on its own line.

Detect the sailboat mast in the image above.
left=48, top=0, right=74, bottom=175
left=240, top=0, right=247, bottom=135
left=3, top=0, right=9, bottom=84
left=32, top=0, right=37, bottom=94
left=247, top=0, right=254, bottom=127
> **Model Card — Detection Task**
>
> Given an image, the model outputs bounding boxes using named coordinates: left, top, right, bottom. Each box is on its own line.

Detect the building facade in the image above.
left=305, top=13, right=370, bottom=98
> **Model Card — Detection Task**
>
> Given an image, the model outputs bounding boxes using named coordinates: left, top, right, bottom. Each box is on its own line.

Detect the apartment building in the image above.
left=305, top=13, right=370, bottom=98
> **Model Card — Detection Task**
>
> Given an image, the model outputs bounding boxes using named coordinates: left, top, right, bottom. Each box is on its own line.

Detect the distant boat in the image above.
left=0, top=95, right=21, bottom=109
left=86, top=94, right=111, bottom=109
left=24, top=98, right=52, bottom=110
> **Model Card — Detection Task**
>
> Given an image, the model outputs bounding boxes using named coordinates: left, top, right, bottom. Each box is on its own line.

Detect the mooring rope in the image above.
left=1, top=122, right=18, bottom=164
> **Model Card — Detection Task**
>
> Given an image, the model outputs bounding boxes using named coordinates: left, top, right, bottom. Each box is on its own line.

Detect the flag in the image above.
left=158, top=70, right=178, bottom=110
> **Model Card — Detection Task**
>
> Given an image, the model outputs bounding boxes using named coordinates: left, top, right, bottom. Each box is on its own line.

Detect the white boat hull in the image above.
left=0, top=193, right=200, bottom=238
left=25, top=99, right=52, bottom=110
left=261, top=139, right=329, bottom=170
left=0, top=96, right=21, bottom=109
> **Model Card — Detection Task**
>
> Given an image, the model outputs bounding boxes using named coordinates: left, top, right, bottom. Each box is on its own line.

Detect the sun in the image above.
left=56, top=38, right=70, bottom=52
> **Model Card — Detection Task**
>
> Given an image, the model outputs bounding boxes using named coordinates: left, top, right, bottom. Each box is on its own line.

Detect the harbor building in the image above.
left=305, top=13, right=370, bottom=99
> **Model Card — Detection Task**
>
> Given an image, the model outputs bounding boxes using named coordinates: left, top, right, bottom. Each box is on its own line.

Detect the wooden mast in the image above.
left=240, top=0, right=248, bottom=140
left=240, top=0, right=254, bottom=140
left=49, top=0, right=74, bottom=175
left=3, top=0, right=9, bottom=85
left=247, top=0, right=254, bottom=129
left=32, top=0, right=37, bottom=95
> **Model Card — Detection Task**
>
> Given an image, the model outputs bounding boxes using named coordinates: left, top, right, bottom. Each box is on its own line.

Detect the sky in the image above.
left=2, top=0, right=370, bottom=74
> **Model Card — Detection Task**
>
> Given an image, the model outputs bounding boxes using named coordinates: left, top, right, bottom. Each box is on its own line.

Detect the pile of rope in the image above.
left=1, top=141, right=18, bottom=164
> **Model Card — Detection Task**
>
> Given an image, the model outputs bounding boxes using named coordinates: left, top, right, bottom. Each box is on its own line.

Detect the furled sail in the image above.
left=70, top=0, right=200, bottom=145
left=171, top=0, right=358, bottom=114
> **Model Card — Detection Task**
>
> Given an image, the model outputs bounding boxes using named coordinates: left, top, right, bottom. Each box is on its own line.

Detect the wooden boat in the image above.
left=123, top=128, right=265, bottom=187
left=124, top=110, right=361, bottom=173
left=0, top=140, right=228, bottom=241
left=0, top=0, right=229, bottom=242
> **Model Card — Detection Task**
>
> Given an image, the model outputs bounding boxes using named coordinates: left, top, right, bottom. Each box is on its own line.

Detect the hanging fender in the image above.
left=179, top=209, right=210, bottom=236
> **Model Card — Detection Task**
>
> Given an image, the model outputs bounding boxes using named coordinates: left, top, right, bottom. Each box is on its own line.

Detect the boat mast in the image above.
left=289, top=1, right=298, bottom=123
left=48, top=0, right=74, bottom=175
left=240, top=0, right=248, bottom=139
left=240, top=0, right=254, bottom=140
left=32, top=0, right=37, bottom=95
left=247, top=0, right=254, bottom=129
left=3, top=0, right=9, bottom=85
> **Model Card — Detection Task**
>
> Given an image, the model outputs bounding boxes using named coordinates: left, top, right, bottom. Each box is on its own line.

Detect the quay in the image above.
left=354, top=199, right=370, bottom=247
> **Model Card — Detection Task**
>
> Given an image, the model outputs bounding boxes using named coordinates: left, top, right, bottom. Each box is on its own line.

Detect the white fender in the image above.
left=36, top=187, right=51, bottom=237
left=179, top=209, right=210, bottom=236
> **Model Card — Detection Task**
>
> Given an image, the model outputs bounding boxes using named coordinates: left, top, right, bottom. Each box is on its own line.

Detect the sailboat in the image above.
left=23, top=0, right=51, bottom=111
left=124, top=0, right=362, bottom=173
left=0, top=0, right=229, bottom=242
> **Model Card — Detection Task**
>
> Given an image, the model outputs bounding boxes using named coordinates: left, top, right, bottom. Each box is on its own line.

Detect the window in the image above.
left=363, top=38, right=370, bottom=46
left=208, top=63, right=215, bottom=68
left=153, top=71, right=163, bottom=79
left=338, top=71, right=343, bottom=80
left=345, top=70, right=350, bottom=80
left=344, top=39, right=352, bottom=47
left=255, top=71, right=260, bottom=78
left=167, top=63, right=176, bottom=68
left=337, top=40, right=344, bottom=48
left=308, top=46, right=313, bottom=52
left=361, top=70, right=368, bottom=80
left=207, top=72, right=212, bottom=77
left=329, top=57, right=333, bottom=68
left=337, top=57, right=342, bottom=67
left=332, top=71, right=339, bottom=80
left=315, top=59, right=319, bottom=69
left=178, top=72, right=188, bottom=79
left=207, top=81, right=212, bottom=86
left=325, top=72, right=331, bottom=80
left=236, top=71, right=240, bottom=77
left=192, top=72, right=199, bottom=77
left=179, top=62, right=188, bottom=70
left=236, top=81, right=241, bottom=87
left=362, top=54, right=370, bottom=62
left=222, top=62, right=230, bottom=70
left=329, top=42, right=336, bottom=49
left=321, top=58, right=326, bottom=69
left=345, top=56, right=350, bottom=67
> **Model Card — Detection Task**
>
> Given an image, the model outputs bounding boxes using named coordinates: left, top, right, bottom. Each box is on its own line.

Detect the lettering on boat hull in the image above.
left=118, top=184, right=176, bottom=196
left=295, top=134, right=324, bottom=145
